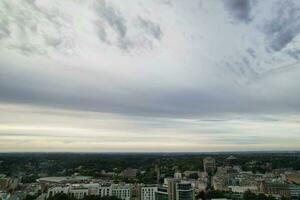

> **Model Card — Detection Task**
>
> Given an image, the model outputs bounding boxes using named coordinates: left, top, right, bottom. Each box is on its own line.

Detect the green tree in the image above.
left=243, top=191, right=256, bottom=200
left=207, top=190, right=225, bottom=199
left=48, top=193, right=75, bottom=200
left=196, top=191, right=206, bottom=200
left=25, top=194, right=39, bottom=200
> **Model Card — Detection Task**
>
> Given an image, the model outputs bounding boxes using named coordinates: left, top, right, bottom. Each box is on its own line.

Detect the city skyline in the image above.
left=0, top=0, right=300, bottom=152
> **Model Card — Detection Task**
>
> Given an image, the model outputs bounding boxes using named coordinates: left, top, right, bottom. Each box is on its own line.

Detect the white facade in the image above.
left=140, top=186, right=157, bottom=200
left=69, top=188, right=89, bottom=199
left=47, top=186, right=70, bottom=198
left=174, top=173, right=182, bottom=179
left=228, top=185, right=257, bottom=193
left=47, top=183, right=132, bottom=200
left=111, top=184, right=132, bottom=200
left=99, top=185, right=111, bottom=197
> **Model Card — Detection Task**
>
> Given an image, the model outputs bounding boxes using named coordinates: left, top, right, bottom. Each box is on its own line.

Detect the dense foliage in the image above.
left=0, top=152, right=300, bottom=184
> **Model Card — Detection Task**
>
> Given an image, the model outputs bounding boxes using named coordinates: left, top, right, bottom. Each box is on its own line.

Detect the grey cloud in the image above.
left=94, top=2, right=163, bottom=51
left=263, top=1, right=300, bottom=52
left=94, top=1, right=130, bottom=50
left=221, top=60, right=258, bottom=84
left=0, top=0, right=300, bottom=119
left=286, top=49, right=300, bottom=60
left=247, top=61, right=300, bottom=84
left=1, top=60, right=296, bottom=119
left=43, top=36, right=62, bottom=48
left=0, top=0, right=70, bottom=55
left=137, top=16, right=163, bottom=40
left=246, top=48, right=256, bottom=58
left=223, top=0, right=253, bottom=23
left=157, top=0, right=173, bottom=6
left=0, top=18, right=10, bottom=39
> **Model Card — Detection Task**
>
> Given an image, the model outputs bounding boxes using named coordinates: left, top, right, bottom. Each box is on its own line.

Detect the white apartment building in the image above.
left=99, top=184, right=111, bottom=197
left=111, top=184, right=132, bottom=200
left=69, top=187, right=89, bottom=199
left=47, top=186, right=70, bottom=198
left=47, top=183, right=133, bottom=200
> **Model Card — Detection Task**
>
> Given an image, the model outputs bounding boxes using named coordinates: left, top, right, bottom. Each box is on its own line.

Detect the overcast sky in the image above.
left=0, top=0, right=300, bottom=152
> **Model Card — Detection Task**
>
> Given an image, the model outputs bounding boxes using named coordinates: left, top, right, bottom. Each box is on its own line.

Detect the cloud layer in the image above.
left=0, top=0, right=300, bottom=152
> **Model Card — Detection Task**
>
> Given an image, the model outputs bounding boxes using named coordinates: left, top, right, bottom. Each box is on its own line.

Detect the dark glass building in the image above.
left=155, top=186, right=168, bottom=200
left=176, top=182, right=194, bottom=200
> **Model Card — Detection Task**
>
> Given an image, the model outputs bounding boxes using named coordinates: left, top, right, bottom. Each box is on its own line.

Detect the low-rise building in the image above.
left=139, top=185, right=157, bottom=200
left=111, top=184, right=132, bottom=200
left=47, top=183, right=133, bottom=200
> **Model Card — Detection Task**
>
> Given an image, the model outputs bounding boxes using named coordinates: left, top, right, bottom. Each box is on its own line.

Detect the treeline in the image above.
left=1, top=153, right=300, bottom=180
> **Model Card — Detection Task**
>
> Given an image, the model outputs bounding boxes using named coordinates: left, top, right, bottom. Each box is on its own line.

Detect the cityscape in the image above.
left=1, top=153, right=300, bottom=200
left=1, top=0, right=300, bottom=200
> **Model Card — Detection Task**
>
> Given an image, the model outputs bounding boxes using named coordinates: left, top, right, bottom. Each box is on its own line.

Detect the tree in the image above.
left=48, top=193, right=75, bottom=200
left=207, top=190, right=225, bottom=199
left=82, top=196, right=122, bottom=200
left=243, top=191, right=256, bottom=200
left=196, top=190, right=206, bottom=200
left=25, top=194, right=39, bottom=200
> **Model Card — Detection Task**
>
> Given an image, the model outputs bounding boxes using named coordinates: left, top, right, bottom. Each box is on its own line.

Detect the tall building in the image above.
left=203, top=157, right=216, bottom=174
left=158, top=179, right=195, bottom=200
left=176, top=182, right=194, bottom=200
left=155, top=164, right=160, bottom=184
left=155, top=186, right=168, bottom=200
left=166, top=178, right=181, bottom=200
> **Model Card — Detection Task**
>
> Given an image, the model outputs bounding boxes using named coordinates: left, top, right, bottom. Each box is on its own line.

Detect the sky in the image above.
left=0, top=0, right=300, bottom=152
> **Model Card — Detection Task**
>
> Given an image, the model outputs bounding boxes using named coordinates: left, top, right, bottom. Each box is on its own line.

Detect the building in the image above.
left=38, top=176, right=92, bottom=192
left=225, top=156, right=238, bottom=166
left=259, top=181, right=300, bottom=199
left=165, top=178, right=181, bottom=200
left=139, top=185, right=157, bottom=200
left=157, top=179, right=195, bottom=200
left=155, top=186, right=168, bottom=200
left=69, top=186, right=89, bottom=199
left=212, top=176, right=227, bottom=191
left=120, top=168, right=138, bottom=178
left=47, top=186, right=70, bottom=198
left=47, top=183, right=133, bottom=200
left=176, top=182, right=194, bottom=200
left=285, top=172, right=300, bottom=185
left=174, top=173, right=182, bottom=179
left=203, top=157, right=216, bottom=174
left=228, top=186, right=257, bottom=193
left=111, top=184, right=132, bottom=200
left=99, top=184, right=111, bottom=197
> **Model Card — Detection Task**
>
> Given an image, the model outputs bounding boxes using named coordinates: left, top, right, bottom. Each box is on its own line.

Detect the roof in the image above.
left=226, top=155, right=237, bottom=160
left=37, top=176, right=91, bottom=183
